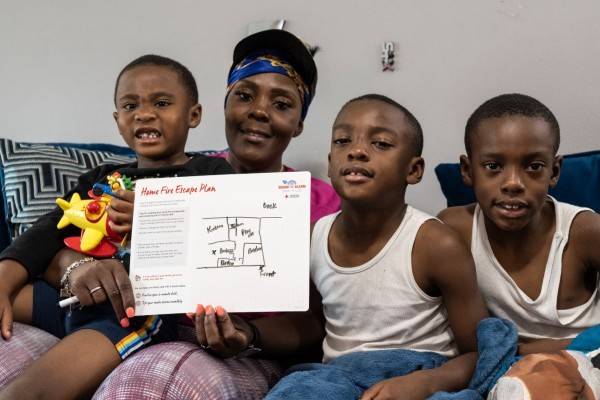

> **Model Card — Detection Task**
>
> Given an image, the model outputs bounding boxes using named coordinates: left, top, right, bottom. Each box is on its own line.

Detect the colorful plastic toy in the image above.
left=56, top=172, right=132, bottom=257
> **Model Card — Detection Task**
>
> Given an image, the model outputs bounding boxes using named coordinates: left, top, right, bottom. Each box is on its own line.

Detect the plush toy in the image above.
left=56, top=172, right=132, bottom=257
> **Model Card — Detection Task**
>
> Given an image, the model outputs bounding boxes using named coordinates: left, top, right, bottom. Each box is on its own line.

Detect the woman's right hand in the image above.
left=68, top=258, right=135, bottom=327
left=190, top=305, right=255, bottom=358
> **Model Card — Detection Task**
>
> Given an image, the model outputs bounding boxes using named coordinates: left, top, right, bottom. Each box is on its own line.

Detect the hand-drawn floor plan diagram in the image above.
left=198, top=216, right=280, bottom=270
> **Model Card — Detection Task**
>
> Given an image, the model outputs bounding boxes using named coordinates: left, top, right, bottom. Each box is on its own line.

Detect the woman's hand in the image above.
left=189, top=305, right=255, bottom=358
left=68, top=258, right=135, bottom=327
left=106, top=189, right=135, bottom=236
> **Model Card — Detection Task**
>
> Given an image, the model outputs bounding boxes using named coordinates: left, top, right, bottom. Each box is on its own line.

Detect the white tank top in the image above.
left=472, top=197, right=600, bottom=340
left=311, top=206, right=458, bottom=362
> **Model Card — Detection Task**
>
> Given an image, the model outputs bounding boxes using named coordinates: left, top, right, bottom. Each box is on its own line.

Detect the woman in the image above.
left=94, top=30, right=338, bottom=399
left=216, top=29, right=340, bottom=223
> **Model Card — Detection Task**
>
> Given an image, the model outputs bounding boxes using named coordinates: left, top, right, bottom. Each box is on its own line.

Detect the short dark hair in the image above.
left=114, top=54, right=198, bottom=105
left=465, top=93, right=560, bottom=154
left=340, top=94, right=424, bottom=157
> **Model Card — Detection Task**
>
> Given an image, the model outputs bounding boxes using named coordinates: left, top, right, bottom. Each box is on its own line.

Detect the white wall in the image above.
left=1, top=0, right=599, bottom=214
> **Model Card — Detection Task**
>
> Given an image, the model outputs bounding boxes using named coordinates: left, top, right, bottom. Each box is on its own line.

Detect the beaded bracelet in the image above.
left=59, top=257, right=95, bottom=298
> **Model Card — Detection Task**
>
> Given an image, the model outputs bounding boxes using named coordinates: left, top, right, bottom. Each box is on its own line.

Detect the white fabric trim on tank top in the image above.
left=320, top=208, right=437, bottom=302
left=472, top=196, right=599, bottom=339
left=312, top=206, right=458, bottom=361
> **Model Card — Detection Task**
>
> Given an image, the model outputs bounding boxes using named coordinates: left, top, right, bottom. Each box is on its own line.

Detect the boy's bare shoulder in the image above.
left=436, top=204, right=476, bottom=242
left=437, top=204, right=476, bottom=225
left=415, top=218, right=471, bottom=259
left=413, top=218, right=476, bottom=290
left=570, top=210, right=600, bottom=261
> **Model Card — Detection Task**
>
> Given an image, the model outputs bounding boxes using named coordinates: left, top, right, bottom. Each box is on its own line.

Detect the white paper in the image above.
left=129, top=171, right=311, bottom=315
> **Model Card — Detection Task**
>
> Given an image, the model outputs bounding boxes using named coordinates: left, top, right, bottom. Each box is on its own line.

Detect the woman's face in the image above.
left=224, top=73, right=304, bottom=173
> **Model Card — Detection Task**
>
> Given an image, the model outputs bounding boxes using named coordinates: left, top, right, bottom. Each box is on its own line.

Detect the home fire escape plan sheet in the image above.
left=129, top=172, right=310, bottom=315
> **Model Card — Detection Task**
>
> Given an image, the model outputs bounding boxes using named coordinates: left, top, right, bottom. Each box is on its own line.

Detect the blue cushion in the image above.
left=434, top=163, right=477, bottom=208
left=0, top=139, right=136, bottom=251
left=435, top=150, right=600, bottom=212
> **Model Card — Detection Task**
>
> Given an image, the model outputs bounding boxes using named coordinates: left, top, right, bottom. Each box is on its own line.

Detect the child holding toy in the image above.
left=0, top=54, right=233, bottom=400
left=83, top=29, right=341, bottom=400
left=1, top=29, right=341, bottom=400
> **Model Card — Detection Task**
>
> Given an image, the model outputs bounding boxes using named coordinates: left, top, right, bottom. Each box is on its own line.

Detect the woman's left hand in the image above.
left=189, top=305, right=254, bottom=358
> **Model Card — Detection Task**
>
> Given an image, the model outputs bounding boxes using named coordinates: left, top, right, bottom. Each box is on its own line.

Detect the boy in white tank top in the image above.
left=439, top=93, right=600, bottom=398
left=266, top=95, right=490, bottom=399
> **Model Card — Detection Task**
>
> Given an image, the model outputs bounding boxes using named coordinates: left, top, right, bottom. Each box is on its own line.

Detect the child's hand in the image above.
left=0, top=292, right=14, bottom=340
left=107, top=189, right=135, bottom=236
left=0, top=260, right=29, bottom=340
left=360, top=371, right=434, bottom=400
left=68, top=258, right=135, bottom=327
left=188, top=305, right=254, bottom=358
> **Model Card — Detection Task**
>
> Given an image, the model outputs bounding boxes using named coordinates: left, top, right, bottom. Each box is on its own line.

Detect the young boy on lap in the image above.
left=0, top=55, right=233, bottom=399
left=439, top=93, right=600, bottom=398
left=266, top=94, right=491, bottom=399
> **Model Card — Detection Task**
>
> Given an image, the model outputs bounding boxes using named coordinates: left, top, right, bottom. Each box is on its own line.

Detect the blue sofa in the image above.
left=0, top=139, right=282, bottom=399
left=434, top=150, right=600, bottom=212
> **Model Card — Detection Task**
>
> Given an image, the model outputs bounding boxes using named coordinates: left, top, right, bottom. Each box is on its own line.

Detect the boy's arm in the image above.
left=362, top=221, right=487, bottom=399
left=0, top=259, right=29, bottom=339
left=423, top=222, right=488, bottom=354
left=517, top=338, right=572, bottom=355
left=437, top=204, right=476, bottom=246
left=413, top=221, right=487, bottom=391
left=361, top=353, right=478, bottom=400
left=422, top=221, right=488, bottom=391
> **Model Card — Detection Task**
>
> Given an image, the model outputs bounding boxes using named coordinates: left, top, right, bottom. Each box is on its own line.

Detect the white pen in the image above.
left=58, top=295, right=80, bottom=308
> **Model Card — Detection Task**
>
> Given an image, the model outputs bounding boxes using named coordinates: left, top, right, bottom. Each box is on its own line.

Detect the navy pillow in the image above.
left=0, top=139, right=136, bottom=251
left=435, top=150, right=600, bottom=212
left=434, top=162, right=477, bottom=208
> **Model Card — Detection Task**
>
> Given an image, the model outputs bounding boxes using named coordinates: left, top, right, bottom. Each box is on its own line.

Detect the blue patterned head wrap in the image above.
left=226, top=51, right=312, bottom=120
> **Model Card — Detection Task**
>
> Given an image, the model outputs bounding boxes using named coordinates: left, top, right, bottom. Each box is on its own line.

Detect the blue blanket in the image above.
left=431, top=318, right=518, bottom=399
left=568, top=324, right=600, bottom=354
left=265, top=318, right=517, bottom=400
left=568, top=324, right=600, bottom=368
